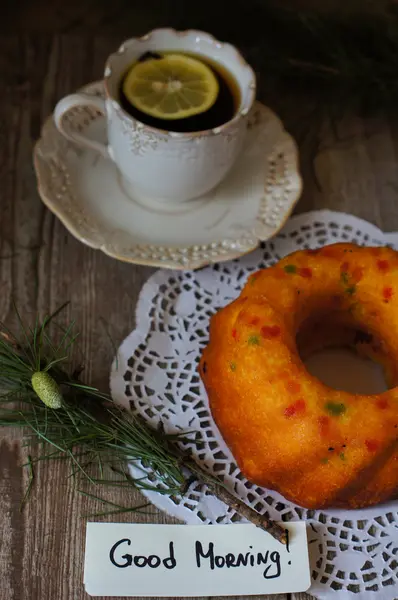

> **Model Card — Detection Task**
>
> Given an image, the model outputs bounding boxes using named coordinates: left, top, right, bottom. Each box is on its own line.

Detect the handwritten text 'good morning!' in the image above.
left=109, top=539, right=282, bottom=579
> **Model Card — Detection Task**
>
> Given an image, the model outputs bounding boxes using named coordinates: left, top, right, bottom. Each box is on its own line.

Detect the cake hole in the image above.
left=297, top=311, right=389, bottom=394
left=304, top=349, right=387, bottom=394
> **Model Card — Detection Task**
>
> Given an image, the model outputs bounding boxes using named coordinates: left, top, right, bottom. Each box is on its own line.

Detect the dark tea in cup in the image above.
left=119, top=51, right=241, bottom=133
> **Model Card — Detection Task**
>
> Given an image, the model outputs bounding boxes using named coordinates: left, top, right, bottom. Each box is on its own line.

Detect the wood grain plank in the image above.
left=0, top=442, right=24, bottom=600
left=0, top=36, right=28, bottom=600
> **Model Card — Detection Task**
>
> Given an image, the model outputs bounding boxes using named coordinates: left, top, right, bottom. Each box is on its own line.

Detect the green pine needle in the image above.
left=19, top=454, right=34, bottom=512
left=78, top=489, right=152, bottom=518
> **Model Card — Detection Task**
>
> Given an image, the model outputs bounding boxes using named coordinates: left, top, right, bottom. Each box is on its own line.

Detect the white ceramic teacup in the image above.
left=54, top=29, right=256, bottom=204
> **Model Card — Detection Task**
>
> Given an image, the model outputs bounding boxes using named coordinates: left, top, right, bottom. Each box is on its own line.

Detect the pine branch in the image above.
left=0, top=309, right=287, bottom=544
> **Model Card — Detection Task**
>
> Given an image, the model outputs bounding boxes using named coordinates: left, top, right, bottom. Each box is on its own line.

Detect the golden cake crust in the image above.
left=199, top=243, right=398, bottom=509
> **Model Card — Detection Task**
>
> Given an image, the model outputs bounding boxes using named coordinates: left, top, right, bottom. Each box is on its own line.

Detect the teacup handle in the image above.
left=54, top=93, right=109, bottom=158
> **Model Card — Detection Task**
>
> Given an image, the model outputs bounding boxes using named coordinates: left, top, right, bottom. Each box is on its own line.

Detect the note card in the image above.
left=84, top=522, right=311, bottom=597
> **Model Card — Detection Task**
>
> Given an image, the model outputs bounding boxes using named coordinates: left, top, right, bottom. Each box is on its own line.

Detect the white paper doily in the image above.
left=111, top=210, right=398, bottom=600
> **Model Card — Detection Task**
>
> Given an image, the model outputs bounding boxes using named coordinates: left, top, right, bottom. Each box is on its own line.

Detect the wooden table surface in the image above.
left=1, top=2, right=398, bottom=599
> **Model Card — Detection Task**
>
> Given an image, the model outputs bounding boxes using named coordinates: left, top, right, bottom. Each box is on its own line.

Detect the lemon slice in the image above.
left=122, top=54, right=219, bottom=120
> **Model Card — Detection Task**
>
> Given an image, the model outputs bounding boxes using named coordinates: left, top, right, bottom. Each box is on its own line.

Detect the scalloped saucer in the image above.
left=33, top=81, right=302, bottom=270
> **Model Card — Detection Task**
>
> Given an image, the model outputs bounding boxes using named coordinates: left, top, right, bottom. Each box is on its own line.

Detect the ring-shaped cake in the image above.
left=199, top=243, right=398, bottom=508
